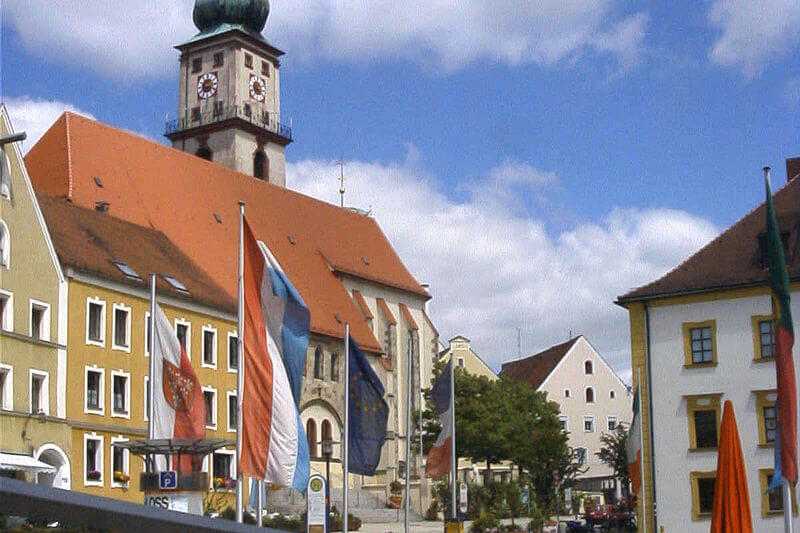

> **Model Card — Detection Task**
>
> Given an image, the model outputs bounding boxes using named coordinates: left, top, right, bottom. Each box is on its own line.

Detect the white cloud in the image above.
left=3, top=97, right=95, bottom=154
left=708, top=0, right=800, bottom=78
left=3, top=0, right=193, bottom=80
left=4, top=1, right=647, bottom=79
left=288, top=153, right=718, bottom=381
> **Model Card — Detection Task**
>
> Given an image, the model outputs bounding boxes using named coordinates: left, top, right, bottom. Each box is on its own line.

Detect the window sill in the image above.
left=754, top=357, right=775, bottom=364
left=85, top=408, right=104, bottom=416
left=111, top=411, right=130, bottom=419
left=758, top=443, right=775, bottom=449
left=86, top=339, right=106, bottom=348
left=84, top=480, right=103, bottom=487
left=206, top=424, right=218, bottom=431
left=689, top=447, right=718, bottom=453
left=692, top=513, right=712, bottom=522
left=684, top=362, right=718, bottom=369
left=202, top=362, right=217, bottom=370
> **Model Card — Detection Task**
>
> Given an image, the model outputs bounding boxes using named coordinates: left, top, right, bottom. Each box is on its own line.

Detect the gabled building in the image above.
left=0, top=105, right=71, bottom=488
left=500, top=335, right=631, bottom=503
left=437, top=336, right=497, bottom=381
left=616, top=158, right=800, bottom=532
left=37, top=195, right=241, bottom=504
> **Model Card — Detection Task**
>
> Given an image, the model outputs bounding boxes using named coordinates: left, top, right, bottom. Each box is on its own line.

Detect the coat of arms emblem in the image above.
left=163, top=360, right=195, bottom=412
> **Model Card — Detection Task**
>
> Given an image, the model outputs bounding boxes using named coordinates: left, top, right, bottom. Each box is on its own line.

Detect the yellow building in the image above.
left=38, top=196, right=246, bottom=507
left=0, top=105, right=72, bottom=487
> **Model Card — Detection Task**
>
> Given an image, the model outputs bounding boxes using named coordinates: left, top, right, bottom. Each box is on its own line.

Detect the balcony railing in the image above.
left=165, top=104, right=292, bottom=141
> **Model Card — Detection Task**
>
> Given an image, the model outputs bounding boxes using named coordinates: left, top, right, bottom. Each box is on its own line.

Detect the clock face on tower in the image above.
left=249, top=74, right=266, bottom=102
left=197, top=72, right=218, bottom=99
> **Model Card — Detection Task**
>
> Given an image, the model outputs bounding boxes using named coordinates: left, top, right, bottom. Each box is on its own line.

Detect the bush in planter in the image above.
left=425, top=501, right=439, bottom=521
left=470, top=510, right=499, bottom=533
left=86, top=470, right=101, bottom=481
left=328, top=506, right=362, bottom=531
left=219, top=506, right=256, bottom=524
left=390, top=480, right=403, bottom=495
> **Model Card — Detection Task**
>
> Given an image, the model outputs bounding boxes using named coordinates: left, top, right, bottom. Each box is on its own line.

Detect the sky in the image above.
left=2, top=1, right=800, bottom=383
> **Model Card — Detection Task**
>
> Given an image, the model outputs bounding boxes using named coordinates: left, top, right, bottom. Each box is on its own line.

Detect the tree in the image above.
left=596, top=426, right=630, bottom=503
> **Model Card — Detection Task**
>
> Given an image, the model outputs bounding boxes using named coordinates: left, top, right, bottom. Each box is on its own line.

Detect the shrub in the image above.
left=425, top=501, right=439, bottom=521
left=390, top=480, right=403, bottom=495
left=470, top=511, right=500, bottom=533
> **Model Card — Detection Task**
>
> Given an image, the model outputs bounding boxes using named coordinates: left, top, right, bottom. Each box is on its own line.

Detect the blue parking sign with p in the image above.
left=159, top=471, right=177, bottom=490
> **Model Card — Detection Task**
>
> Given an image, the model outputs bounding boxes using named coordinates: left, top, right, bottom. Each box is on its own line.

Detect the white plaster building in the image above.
left=501, top=336, right=631, bottom=500
left=617, top=157, right=800, bottom=532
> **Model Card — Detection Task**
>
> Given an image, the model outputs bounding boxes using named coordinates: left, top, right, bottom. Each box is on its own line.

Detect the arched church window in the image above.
left=584, top=360, right=594, bottom=375
left=314, top=347, right=323, bottom=380
left=253, top=151, right=267, bottom=180
left=330, top=353, right=339, bottom=382
left=321, top=420, right=332, bottom=444
left=585, top=387, right=595, bottom=404
left=306, top=419, right=317, bottom=458
left=196, top=146, right=212, bottom=161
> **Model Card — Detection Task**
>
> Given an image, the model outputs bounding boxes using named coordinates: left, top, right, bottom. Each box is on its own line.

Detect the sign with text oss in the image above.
left=307, top=474, right=327, bottom=533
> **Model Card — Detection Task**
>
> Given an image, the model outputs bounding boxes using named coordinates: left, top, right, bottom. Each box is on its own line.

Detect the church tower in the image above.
left=165, top=0, right=290, bottom=186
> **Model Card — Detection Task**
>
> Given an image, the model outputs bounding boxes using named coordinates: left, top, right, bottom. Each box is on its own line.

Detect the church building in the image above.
left=19, top=0, right=439, bottom=514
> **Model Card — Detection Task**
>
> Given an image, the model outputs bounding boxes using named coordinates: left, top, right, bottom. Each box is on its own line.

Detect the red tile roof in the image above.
left=38, top=195, right=236, bottom=313
left=351, top=290, right=374, bottom=320
left=25, top=113, right=431, bottom=353
left=618, top=175, right=800, bottom=303
left=399, top=303, right=418, bottom=331
left=499, top=337, right=581, bottom=391
left=377, top=298, right=396, bottom=325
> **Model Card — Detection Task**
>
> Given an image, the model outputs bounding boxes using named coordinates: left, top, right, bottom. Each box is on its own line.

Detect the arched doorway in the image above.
left=35, top=444, right=71, bottom=489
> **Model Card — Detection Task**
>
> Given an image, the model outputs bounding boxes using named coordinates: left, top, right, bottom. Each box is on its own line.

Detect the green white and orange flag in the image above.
left=626, top=385, right=642, bottom=495
left=765, top=173, right=798, bottom=488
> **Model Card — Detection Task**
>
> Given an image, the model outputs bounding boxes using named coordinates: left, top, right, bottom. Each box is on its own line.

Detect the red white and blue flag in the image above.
left=765, top=175, right=797, bottom=489
left=425, top=358, right=453, bottom=479
left=239, top=218, right=310, bottom=492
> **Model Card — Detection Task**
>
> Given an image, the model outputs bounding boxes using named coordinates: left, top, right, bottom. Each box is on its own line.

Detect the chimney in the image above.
left=787, top=157, right=800, bottom=183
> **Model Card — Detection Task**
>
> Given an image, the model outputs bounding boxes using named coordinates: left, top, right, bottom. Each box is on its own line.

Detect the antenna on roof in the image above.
left=516, top=327, right=521, bottom=360
left=338, top=157, right=346, bottom=207
left=569, top=328, right=572, bottom=340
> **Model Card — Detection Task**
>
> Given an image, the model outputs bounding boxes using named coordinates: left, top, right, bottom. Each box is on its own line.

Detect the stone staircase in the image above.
left=264, top=487, right=424, bottom=523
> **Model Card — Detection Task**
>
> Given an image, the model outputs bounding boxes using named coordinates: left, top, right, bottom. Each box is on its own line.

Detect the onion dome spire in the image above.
left=193, top=0, right=270, bottom=35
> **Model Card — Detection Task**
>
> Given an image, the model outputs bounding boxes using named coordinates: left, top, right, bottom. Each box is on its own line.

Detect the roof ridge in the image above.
left=64, top=112, right=74, bottom=200
left=618, top=176, right=800, bottom=302
left=506, top=335, right=581, bottom=366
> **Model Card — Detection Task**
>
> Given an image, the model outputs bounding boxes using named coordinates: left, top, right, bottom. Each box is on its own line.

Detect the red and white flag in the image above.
left=151, top=304, right=205, bottom=470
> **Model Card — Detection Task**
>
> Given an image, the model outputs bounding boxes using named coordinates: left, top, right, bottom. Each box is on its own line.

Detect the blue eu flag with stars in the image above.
left=348, top=335, right=389, bottom=476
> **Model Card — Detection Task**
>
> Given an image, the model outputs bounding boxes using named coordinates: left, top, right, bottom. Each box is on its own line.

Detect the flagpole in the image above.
left=344, top=323, right=350, bottom=533
left=148, top=274, right=156, bottom=471
left=450, top=356, right=456, bottom=522
left=768, top=166, right=795, bottom=533
left=257, top=480, right=264, bottom=527
left=405, top=335, right=412, bottom=533
left=236, top=201, right=245, bottom=523
left=637, top=367, right=646, bottom=533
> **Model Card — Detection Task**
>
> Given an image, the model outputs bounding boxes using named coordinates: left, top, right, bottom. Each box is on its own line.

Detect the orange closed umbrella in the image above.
left=710, top=400, right=753, bottom=533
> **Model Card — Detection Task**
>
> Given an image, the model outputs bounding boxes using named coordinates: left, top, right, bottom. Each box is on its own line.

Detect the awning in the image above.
left=0, top=452, right=56, bottom=474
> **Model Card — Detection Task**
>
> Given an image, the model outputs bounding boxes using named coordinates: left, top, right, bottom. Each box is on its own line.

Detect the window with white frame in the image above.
left=558, top=415, right=568, bottom=432
left=84, top=433, right=104, bottom=486
left=227, top=391, right=237, bottom=432
left=143, top=376, right=150, bottom=421
left=607, top=416, right=618, bottom=432
left=575, top=447, right=587, bottom=465
left=85, top=367, right=105, bottom=414
left=203, top=387, right=217, bottom=429
left=202, top=326, right=217, bottom=368
left=0, top=219, right=9, bottom=268
left=29, top=369, right=48, bottom=415
left=584, top=416, right=595, bottom=433
left=112, top=304, right=131, bottom=351
left=175, top=319, right=190, bottom=358
left=564, top=389, right=571, bottom=398
left=111, top=371, right=129, bottom=417
left=86, top=298, right=106, bottom=346
left=110, top=437, right=130, bottom=487
left=0, top=364, right=12, bottom=410
left=144, top=311, right=152, bottom=357
left=0, top=291, right=12, bottom=332
left=0, top=150, right=10, bottom=198
left=227, top=332, right=238, bottom=372
left=212, top=450, right=235, bottom=490
left=29, top=300, right=50, bottom=342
